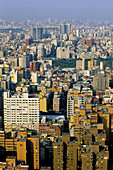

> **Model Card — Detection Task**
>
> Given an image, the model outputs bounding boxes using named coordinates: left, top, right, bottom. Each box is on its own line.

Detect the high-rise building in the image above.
left=88, top=59, right=94, bottom=69
left=76, top=29, right=80, bottom=37
left=53, top=97, right=60, bottom=112
left=38, top=44, right=46, bottom=59
left=53, top=91, right=60, bottom=112
left=31, top=27, right=36, bottom=40
left=81, top=145, right=109, bottom=170
left=0, top=131, right=40, bottom=169
left=19, top=56, right=29, bottom=68
left=66, top=23, right=71, bottom=35
left=4, top=90, right=40, bottom=132
left=100, top=61, right=104, bottom=70
left=93, top=74, right=109, bottom=91
left=67, top=90, right=85, bottom=119
left=60, top=23, right=71, bottom=35
left=67, top=95, right=74, bottom=119
left=31, top=27, right=43, bottom=40
left=76, top=59, right=85, bottom=70
left=60, top=24, right=67, bottom=34
left=29, top=60, right=39, bottom=72
left=36, top=27, right=43, bottom=40
left=17, top=139, right=27, bottom=164
left=53, top=134, right=78, bottom=170
left=81, top=152, right=94, bottom=170
left=27, top=136, right=40, bottom=170
left=31, top=71, right=38, bottom=83
left=32, top=61, right=37, bottom=71
left=53, top=141, right=64, bottom=170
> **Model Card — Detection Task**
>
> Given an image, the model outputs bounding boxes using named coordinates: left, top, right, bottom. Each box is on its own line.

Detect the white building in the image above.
left=31, top=72, right=38, bottom=83
left=76, top=29, right=80, bottom=37
left=4, top=91, right=39, bottom=132
left=38, top=44, right=46, bottom=59
left=100, top=61, right=104, bottom=70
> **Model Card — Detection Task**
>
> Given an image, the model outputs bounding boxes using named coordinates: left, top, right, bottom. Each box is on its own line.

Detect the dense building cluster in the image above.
left=0, top=19, right=113, bottom=169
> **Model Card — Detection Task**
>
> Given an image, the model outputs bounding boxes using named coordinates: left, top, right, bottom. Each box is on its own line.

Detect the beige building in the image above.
left=53, top=91, right=60, bottom=112
left=56, top=47, right=70, bottom=59
left=76, top=58, right=85, bottom=70
left=93, top=74, right=109, bottom=91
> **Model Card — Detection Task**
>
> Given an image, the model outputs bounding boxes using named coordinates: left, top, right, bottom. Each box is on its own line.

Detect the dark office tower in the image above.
left=36, top=27, right=43, bottom=40
left=31, top=27, right=36, bottom=40
left=60, top=24, right=67, bottom=34
left=60, top=23, right=71, bottom=35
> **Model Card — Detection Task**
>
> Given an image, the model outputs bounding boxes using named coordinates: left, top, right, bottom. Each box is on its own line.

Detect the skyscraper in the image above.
left=31, top=27, right=36, bottom=40
left=53, top=134, right=78, bottom=170
left=38, top=44, right=46, bottom=59
left=66, top=23, right=71, bottom=35
left=60, top=24, right=66, bottom=34
left=60, top=23, right=71, bottom=35
left=36, top=27, right=43, bottom=40
left=31, top=27, right=43, bottom=40
left=93, top=74, right=109, bottom=91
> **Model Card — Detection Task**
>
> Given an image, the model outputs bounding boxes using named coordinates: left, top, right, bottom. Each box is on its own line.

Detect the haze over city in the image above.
left=0, top=0, right=113, bottom=21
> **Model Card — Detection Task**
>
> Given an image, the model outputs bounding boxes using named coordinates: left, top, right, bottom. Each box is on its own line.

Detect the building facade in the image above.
left=4, top=91, right=39, bottom=132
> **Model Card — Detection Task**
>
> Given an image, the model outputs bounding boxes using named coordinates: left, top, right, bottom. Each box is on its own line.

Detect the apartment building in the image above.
left=4, top=90, right=39, bottom=132
left=53, top=134, right=78, bottom=170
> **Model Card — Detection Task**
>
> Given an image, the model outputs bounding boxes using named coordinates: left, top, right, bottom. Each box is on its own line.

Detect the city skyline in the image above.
left=0, top=1, right=113, bottom=169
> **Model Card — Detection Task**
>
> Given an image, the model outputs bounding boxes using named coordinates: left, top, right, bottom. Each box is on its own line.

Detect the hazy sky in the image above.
left=0, top=0, right=113, bottom=21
